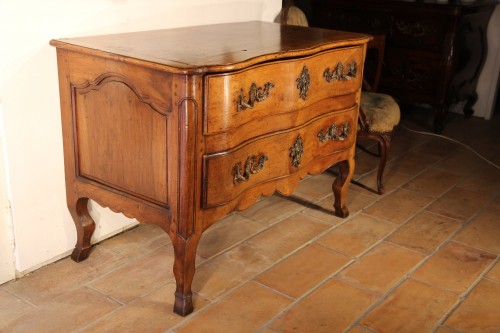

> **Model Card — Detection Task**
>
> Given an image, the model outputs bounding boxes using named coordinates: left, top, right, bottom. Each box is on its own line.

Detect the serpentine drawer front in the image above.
left=50, top=21, right=370, bottom=316
left=204, top=46, right=363, bottom=135
left=203, top=106, right=357, bottom=208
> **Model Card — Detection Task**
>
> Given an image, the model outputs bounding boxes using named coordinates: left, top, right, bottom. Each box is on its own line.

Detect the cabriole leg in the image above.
left=463, top=92, right=478, bottom=119
left=376, top=132, right=392, bottom=195
left=433, top=105, right=447, bottom=134
left=68, top=197, right=95, bottom=262
left=170, top=232, right=201, bottom=316
left=333, top=158, right=355, bottom=218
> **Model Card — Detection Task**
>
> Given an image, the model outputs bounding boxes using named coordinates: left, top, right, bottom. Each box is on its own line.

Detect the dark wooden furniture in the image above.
left=50, top=21, right=370, bottom=316
left=309, top=0, right=497, bottom=132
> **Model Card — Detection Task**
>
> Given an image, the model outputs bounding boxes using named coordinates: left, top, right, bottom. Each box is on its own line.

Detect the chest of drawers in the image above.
left=50, top=21, right=370, bottom=315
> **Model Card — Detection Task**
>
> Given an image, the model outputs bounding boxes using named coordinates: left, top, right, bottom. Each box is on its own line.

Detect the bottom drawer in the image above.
left=202, top=106, right=357, bottom=208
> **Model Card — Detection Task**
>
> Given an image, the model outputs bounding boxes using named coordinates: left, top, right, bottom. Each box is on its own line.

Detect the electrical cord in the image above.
left=399, top=123, right=500, bottom=171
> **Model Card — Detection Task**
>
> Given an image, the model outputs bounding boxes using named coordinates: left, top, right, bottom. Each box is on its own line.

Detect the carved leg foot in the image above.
left=433, top=122, right=444, bottom=134
left=463, top=93, right=478, bottom=119
left=333, top=159, right=354, bottom=218
left=433, top=105, right=447, bottom=134
left=68, top=197, right=95, bottom=262
left=170, top=232, right=201, bottom=316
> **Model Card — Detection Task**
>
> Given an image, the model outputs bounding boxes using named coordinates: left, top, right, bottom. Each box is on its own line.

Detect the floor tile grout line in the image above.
left=72, top=285, right=134, bottom=332
left=450, top=238, right=499, bottom=257
left=482, top=276, right=500, bottom=284
left=1, top=285, right=39, bottom=309
left=430, top=255, right=500, bottom=332
left=316, top=183, right=451, bottom=268
left=196, top=222, right=270, bottom=262
left=240, top=200, right=306, bottom=225
left=76, top=243, right=174, bottom=289
left=73, top=293, right=128, bottom=333
left=76, top=279, right=212, bottom=333
left=251, top=258, right=362, bottom=332
left=435, top=325, right=466, bottom=333
left=85, top=284, right=128, bottom=306
left=256, top=326, right=280, bottom=333
left=191, top=203, right=342, bottom=275
left=79, top=214, right=270, bottom=312
left=382, top=125, right=468, bottom=185
left=343, top=275, right=418, bottom=332
left=344, top=201, right=499, bottom=333
left=6, top=243, right=174, bottom=319
left=251, top=279, right=297, bottom=301
left=360, top=326, right=379, bottom=333
left=352, top=156, right=442, bottom=213
left=340, top=200, right=482, bottom=331
left=0, top=287, right=40, bottom=328
left=315, top=216, right=403, bottom=263
left=248, top=193, right=445, bottom=330
left=395, top=148, right=466, bottom=198
left=434, top=189, right=500, bottom=242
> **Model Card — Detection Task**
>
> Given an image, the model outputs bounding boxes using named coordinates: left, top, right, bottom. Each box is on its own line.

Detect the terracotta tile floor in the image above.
left=1, top=109, right=500, bottom=332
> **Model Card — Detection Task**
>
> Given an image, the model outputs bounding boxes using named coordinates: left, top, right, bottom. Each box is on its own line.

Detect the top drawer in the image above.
left=204, top=46, right=363, bottom=135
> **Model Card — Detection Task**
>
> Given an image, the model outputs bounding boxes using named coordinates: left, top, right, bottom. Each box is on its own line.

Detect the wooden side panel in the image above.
left=72, top=73, right=169, bottom=206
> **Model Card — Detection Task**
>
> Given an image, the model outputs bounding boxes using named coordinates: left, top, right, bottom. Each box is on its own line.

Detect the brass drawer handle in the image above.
left=296, top=66, right=311, bottom=100
left=290, top=135, right=304, bottom=167
left=317, top=121, right=350, bottom=142
left=237, top=82, right=274, bottom=111
left=323, top=61, right=357, bottom=82
left=233, top=154, right=269, bottom=184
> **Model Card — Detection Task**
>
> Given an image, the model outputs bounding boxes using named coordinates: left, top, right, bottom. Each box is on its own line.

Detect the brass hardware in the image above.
left=233, top=154, right=269, bottom=184
left=296, top=66, right=310, bottom=100
left=289, top=135, right=304, bottom=167
left=317, top=121, right=350, bottom=143
left=323, top=61, right=357, bottom=82
left=237, top=82, right=274, bottom=111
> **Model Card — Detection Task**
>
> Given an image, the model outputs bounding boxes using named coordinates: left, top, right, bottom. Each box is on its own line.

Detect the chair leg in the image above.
left=376, top=131, right=392, bottom=194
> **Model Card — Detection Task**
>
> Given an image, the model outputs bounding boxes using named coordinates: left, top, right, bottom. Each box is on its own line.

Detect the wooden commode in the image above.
left=50, top=21, right=370, bottom=316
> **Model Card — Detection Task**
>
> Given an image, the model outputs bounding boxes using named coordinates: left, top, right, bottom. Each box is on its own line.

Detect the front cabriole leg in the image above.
left=168, top=74, right=204, bottom=316
left=169, top=231, right=201, bottom=316
left=68, top=197, right=95, bottom=262
left=333, top=158, right=355, bottom=218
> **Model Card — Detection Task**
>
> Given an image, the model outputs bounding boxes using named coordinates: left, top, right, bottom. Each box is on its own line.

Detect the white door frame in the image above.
left=0, top=102, right=16, bottom=284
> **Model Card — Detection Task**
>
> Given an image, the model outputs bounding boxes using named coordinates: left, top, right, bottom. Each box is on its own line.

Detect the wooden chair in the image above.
left=356, top=33, right=400, bottom=194
left=280, top=3, right=400, bottom=194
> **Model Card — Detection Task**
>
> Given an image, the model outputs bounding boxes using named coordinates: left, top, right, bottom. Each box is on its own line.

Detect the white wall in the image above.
left=474, top=5, right=500, bottom=119
left=0, top=101, right=16, bottom=283
left=0, top=0, right=282, bottom=277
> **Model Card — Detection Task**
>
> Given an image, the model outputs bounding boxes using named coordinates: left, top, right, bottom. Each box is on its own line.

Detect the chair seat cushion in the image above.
left=360, top=92, right=400, bottom=133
